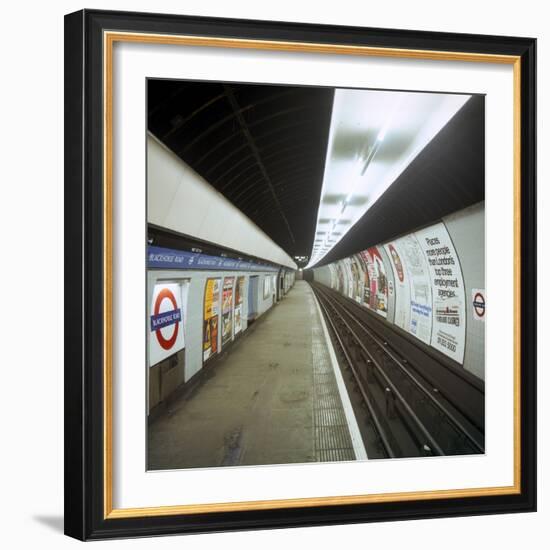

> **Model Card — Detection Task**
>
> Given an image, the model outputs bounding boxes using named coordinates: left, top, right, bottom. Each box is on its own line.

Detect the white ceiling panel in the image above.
left=307, top=89, right=470, bottom=268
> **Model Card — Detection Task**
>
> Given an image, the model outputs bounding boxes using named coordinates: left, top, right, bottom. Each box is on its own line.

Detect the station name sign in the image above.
left=147, top=245, right=280, bottom=272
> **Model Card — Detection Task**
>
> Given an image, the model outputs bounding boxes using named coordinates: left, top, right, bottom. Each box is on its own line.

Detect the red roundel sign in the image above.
left=151, top=288, right=182, bottom=350
left=473, top=291, right=485, bottom=319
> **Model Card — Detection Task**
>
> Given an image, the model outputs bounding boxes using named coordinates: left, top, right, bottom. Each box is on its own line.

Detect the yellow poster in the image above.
left=203, top=278, right=220, bottom=361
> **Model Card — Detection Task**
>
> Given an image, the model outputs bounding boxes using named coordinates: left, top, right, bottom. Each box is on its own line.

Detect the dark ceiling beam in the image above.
left=234, top=166, right=312, bottom=210
left=200, top=141, right=250, bottom=177
left=178, top=104, right=253, bottom=156
left=281, top=203, right=320, bottom=225
left=207, top=149, right=256, bottom=183
left=231, top=163, right=316, bottom=209
left=266, top=161, right=322, bottom=184
left=228, top=177, right=262, bottom=204
left=210, top=150, right=320, bottom=208
left=215, top=156, right=258, bottom=188
left=223, top=163, right=262, bottom=196
left=161, top=91, right=228, bottom=141
left=238, top=180, right=314, bottom=222
left=277, top=183, right=319, bottom=202
left=195, top=105, right=317, bottom=173
left=205, top=121, right=319, bottom=183
left=262, top=143, right=317, bottom=164
left=239, top=190, right=276, bottom=214
left=246, top=105, right=320, bottom=138
left=253, top=188, right=315, bottom=219
left=264, top=167, right=319, bottom=192
left=265, top=153, right=322, bottom=178
left=178, top=88, right=301, bottom=155
left=223, top=85, right=296, bottom=245
left=253, top=119, right=319, bottom=148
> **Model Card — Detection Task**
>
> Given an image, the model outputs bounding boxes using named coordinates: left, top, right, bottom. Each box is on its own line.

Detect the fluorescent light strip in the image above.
left=306, top=89, right=470, bottom=268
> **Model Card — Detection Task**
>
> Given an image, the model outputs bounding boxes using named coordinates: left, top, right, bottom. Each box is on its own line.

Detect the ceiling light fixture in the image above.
left=306, top=89, right=470, bottom=269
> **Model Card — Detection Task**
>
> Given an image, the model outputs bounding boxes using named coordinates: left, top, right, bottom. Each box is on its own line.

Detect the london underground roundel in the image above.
left=472, top=289, right=486, bottom=321
left=152, top=288, right=181, bottom=350
left=149, top=282, right=187, bottom=366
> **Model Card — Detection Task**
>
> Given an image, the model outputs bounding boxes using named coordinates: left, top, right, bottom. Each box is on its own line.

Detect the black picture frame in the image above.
left=64, top=9, right=536, bottom=541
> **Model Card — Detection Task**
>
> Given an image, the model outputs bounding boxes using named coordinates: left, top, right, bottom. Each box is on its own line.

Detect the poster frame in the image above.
left=202, top=277, right=221, bottom=362
left=221, top=276, right=235, bottom=347
left=64, top=8, right=536, bottom=540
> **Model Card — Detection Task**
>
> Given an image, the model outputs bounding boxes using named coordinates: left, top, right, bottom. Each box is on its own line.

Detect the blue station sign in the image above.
left=147, top=245, right=280, bottom=272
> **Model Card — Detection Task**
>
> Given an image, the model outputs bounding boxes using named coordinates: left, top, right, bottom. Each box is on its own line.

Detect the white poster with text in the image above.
left=416, top=223, right=466, bottom=363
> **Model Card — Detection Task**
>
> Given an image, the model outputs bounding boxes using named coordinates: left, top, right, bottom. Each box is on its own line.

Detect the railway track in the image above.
left=311, top=282, right=485, bottom=459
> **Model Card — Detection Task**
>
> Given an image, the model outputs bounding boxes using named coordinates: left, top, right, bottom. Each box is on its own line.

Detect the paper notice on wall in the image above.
left=416, top=223, right=466, bottom=364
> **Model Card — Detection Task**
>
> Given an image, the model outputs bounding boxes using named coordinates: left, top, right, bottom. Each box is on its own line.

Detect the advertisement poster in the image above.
left=416, top=223, right=466, bottom=363
left=359, top=247, right=388, bottom=318
left=398, top=234, right=432, bottom=344
left=350, top=255, right=365, bottom=303
left=342, top=257, right=354, bottom=298
left=361, top=251, right=372, bottom=305
left=149, top=281, right=188, bottom=366
left=203, top=278, right=221, bottom=361
left=384, top=241, right=410, bottom=331
left=234, top=276, right=245, bottom=334
left=336, top=260, right=347, bottom=296
left=335, top=262, right=345, bottom=293
left=328, top=264, right=337, bottom=288
left=221, top=277, right=234, bottom=347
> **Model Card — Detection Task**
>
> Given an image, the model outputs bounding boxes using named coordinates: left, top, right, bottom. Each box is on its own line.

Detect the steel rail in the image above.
left=312, top=285, right=445, bottom=456
left=316, top=284, right=484, bottom=453
left=314, top=283, right=484, bottom=453
left=315, top=289, right=396, bottom=458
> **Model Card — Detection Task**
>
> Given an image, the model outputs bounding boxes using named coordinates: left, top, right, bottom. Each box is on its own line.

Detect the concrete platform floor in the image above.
left=147, top=281, right=356, bottom=470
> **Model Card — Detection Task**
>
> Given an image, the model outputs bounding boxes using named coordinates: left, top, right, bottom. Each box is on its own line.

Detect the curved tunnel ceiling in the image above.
left=148, top=80, right=334, bottom=261
left=148, top=81, right=484, bottom=269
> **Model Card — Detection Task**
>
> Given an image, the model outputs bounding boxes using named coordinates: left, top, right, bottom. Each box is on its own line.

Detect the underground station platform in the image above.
left=144, top=80, right=486, bottom=473
left=148, top=281, right=365, bottom=470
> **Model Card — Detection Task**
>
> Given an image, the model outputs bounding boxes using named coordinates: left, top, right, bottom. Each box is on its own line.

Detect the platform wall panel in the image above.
left=442, top=202, right=485, bottom=379
left=313, top=202, right=485, bottom=380
left=147, top=268, right=281, bottom=413
left=147, top=134, right=296, bottom=269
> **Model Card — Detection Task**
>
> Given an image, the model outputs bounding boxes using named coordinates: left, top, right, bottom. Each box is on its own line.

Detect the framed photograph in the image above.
left=64, top=9, right=536, bottom=541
